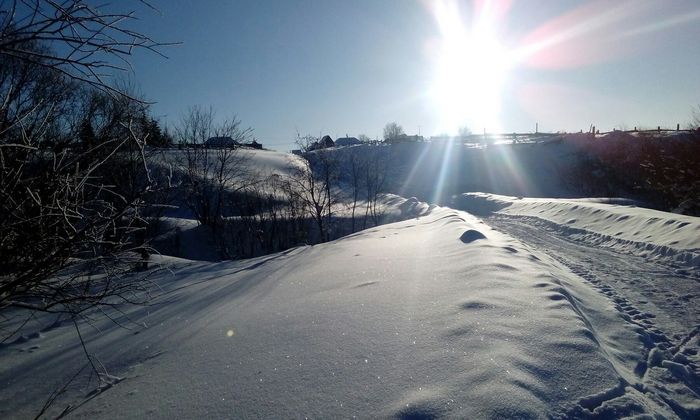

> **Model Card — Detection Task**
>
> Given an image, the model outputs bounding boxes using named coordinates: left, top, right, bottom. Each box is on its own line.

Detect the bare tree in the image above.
left=363, top=149, right=388, bottom=228
left=231, top=173, right=303, bottom=257
left=314, top=149, right=340, bottom=236
left=383, top=122, right=404, bottom=142
left=347, top=147, right=366, bottom=233
left=690, top=104, right=700, bottom=130
left=294, top=132, right=318, bottom=153
left=174, top=106, right=254, bottom=259
left=458, top=126, right=472, bottom=139
left=278, top=169, right=310, bottom=246
left=285, top=158, right=333, bottom=243
left=0, top=0, right=172, bottom=99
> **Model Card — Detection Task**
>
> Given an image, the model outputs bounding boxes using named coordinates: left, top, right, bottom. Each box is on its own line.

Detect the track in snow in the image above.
left=484, top=214, right=700, bottom=418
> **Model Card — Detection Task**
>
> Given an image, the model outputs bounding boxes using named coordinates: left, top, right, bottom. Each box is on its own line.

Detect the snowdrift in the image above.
left=149, top=193, right=432, bottom=261
left=455, top=193, right=700, bottom=274
left=2, top=207, right=696, bottom=418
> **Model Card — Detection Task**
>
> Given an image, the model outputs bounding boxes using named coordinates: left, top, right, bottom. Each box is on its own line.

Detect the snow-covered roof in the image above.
left=335, top=136, right=361, bottom=147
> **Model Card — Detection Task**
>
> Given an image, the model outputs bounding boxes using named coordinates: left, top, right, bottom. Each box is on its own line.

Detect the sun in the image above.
left=429, top=1, right=512, bottom=135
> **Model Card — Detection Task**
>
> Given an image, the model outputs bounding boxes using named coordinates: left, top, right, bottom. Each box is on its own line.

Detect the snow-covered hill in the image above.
left=329, top=140, right=579, bottom=204
left=157, top=147, right=306, bottom=179
left=1, top=204, right=698, bottom=418
left=1, top=144, right=698, bottom=419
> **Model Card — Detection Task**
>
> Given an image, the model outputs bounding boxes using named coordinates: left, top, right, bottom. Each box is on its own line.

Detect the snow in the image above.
left=2, top=147, right=699, bottom=418
left=235, top=148, right=306, bottom=177
left=157, top=147, right=305, bottom=179
left=455, top=193, right=700, bottom=271
left=2, top=203, right=698, bottom=418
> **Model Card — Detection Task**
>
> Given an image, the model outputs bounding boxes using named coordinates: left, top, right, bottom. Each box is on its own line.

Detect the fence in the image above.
left=428, top=123, right=696, bottom=146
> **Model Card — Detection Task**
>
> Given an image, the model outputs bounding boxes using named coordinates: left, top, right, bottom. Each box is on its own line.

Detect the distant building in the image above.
left=309, top=135, right=335, bottom=151
left=319, top=135, right=335, bottom=148
left=335, top=136, right=362, bottom=147
left=246, top=140, right=263, bottom=149
left=385, top=134, right=424, bottom=144
left=205, top=136, right=239, bottom=148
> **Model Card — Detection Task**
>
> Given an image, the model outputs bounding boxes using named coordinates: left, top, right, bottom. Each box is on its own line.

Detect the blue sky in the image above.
left=126, top=0, right=700, bottom=151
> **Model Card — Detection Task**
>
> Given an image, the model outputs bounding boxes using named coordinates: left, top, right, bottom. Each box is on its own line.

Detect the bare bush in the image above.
left=229, top=173, right=309, bottom=257
left=0, top=1, right=168, bottom=338
left=0, top=114, right=155, bottom=328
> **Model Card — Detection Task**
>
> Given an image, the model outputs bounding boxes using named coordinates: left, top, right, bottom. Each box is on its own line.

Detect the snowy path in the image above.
left=484, top=214, right=700, bottom=418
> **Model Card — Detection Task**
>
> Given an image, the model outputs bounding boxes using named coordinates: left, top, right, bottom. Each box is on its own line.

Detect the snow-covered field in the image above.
left=1, top=147, right=698, bottom=418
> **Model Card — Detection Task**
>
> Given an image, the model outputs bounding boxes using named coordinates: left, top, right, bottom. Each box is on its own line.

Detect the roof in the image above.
left=335, top=137, right=361, bottom=146
left=205, top=136, right=240, bottom=147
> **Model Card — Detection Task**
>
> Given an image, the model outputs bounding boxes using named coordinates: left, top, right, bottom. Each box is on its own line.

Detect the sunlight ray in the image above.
left=399, top=143, right=436, bottom=199
left=431, top=137, right=457, bottom=204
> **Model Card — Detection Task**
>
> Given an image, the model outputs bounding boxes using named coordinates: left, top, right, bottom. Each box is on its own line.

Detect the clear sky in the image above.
left=126, top=0, right=700, bottom=151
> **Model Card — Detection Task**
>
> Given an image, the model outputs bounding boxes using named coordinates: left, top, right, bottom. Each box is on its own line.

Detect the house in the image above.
left=246, top=140, right=263, bottom=149
left=205, top=136, right=239, bottom=148
left=308, top=135, right=335, bottom=151
left=335, top=136, right=361, bottom=147
left=385, top=134, right=424, bottom=144
left=319, top=135, right=335, bottom=148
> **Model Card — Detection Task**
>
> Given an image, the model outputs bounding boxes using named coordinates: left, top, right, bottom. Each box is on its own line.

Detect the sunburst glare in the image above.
left=429, top=0, right=512, bottom=135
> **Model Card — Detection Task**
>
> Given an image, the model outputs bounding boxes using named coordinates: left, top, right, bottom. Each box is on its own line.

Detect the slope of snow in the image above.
left=2, top=206, right=696, bottom=418
left=329, top=141, right=580, bottom=203
left=236, top=148, right=306, bottom=177
left=150, top=194, right=432, bottom=261
left=156, top=148, right=305, bottom=179
left=147, top=147, right=436, bottom=261
left=3, top=143, right=698, bottom=418
left=455, top=193, right=700, bottom=272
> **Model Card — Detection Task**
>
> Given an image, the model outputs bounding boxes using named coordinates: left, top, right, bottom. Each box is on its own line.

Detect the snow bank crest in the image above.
left=455, top=193, right=700, bottom=274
